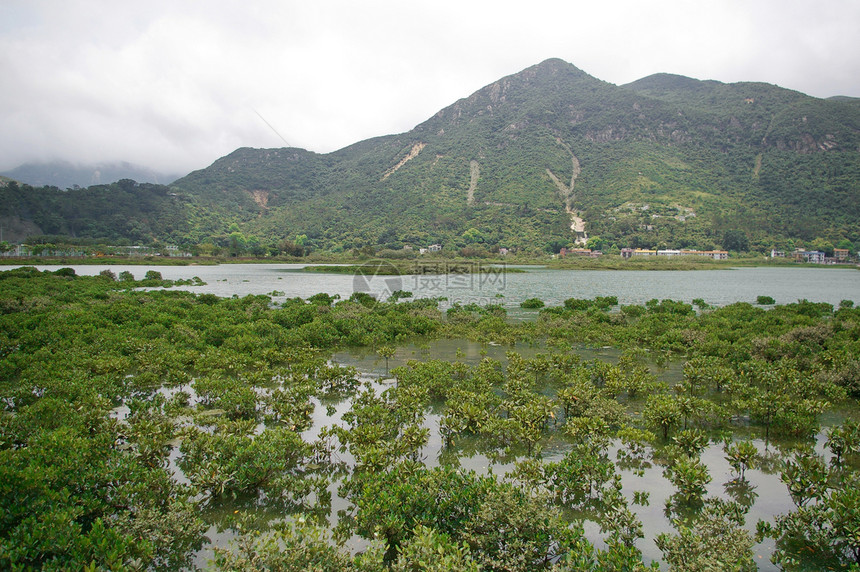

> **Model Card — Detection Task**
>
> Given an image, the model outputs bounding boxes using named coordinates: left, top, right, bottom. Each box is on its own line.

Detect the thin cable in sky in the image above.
left=253, top=109, right=292, bottom=147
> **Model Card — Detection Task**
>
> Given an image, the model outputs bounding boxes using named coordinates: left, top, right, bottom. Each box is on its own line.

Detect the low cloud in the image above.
left=1, top=0, right=858, bottom=176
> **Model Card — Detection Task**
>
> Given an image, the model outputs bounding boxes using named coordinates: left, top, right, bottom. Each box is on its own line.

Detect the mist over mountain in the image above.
left=1, top=161, right=180, bottom=190
left=3, top=59, right=859, bottom=254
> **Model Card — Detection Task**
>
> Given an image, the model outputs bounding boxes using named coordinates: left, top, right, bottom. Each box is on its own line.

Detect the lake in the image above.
left=27, top=263, right=860, bottom=311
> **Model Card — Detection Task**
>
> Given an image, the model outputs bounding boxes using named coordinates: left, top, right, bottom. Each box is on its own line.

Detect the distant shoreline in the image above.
left=0, top=254, right=856, bottom=272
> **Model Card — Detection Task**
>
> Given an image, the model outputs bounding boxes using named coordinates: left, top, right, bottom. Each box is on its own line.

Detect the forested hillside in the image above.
left=0, top=178, right=192, bottom=245
left=3, top=59, right=859, bottom=256
left=166, top=58, right=860, bottom=255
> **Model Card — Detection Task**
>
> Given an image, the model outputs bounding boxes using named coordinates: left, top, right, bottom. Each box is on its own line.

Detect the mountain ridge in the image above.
left=3, top=58, right=859, bottom=255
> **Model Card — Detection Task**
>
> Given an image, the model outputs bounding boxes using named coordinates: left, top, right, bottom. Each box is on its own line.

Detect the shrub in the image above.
left=564, top=298, right=592, bottom=311
left=308, top=292, right=339, bottom=306
left=349, top=292, right=377, bottom=307
left=620, top=304, right=646, bottom=318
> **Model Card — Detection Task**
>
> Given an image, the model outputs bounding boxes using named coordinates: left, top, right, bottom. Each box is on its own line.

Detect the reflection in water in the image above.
left=333, top=338, right=624, bottom=377
left=328, top=339, right=806, bottom=571
left=108, top=329, right=833, bottom=571
left=170, top=336, right=828, bottom=569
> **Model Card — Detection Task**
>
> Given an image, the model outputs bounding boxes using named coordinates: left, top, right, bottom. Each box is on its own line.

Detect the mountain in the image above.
left=1, top=161, right=180, bottom=190
left=169, top=58, right=859, bottom=253
left=3, top=59, right=860, bottom=254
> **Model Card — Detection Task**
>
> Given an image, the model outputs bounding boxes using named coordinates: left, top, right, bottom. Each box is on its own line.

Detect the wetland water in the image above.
left=27, top=263, right=860, bottom=568
left=334, top=340, right=832, bottom=570
left=32, top=263, right=860, bottom=310
left=185, top=337, right=835, bottom=570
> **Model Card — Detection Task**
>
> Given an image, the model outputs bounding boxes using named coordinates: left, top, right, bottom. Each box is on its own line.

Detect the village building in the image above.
left=686, top=250, right=729, bottom=260
left=792, top=249, right=825, bottom=264
left=631, top=248, right=657, bottom=257
left=621, top=248, right=728, bottom=260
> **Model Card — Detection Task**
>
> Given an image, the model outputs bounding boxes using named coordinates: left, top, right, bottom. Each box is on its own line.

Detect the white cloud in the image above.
left=1, top=0, right=858, bottom=175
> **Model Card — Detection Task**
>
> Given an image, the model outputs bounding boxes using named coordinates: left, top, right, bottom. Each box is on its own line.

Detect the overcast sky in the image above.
left=2, top=0, right=858, bottom=175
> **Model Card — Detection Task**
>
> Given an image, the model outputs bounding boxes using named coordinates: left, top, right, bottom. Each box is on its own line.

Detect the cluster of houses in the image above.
left=620, top=248, right=729, bottom=260
left=555, top=247, right=732, bottom=260
left=770, top=248, right=852, bottom=264
left=417, top=244, right=443, bottom=255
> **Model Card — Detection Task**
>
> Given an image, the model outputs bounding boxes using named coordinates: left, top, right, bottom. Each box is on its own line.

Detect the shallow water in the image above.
left=42, top=262, right=857, bottom=568
left=180, top=338, right=836, bottom=570
left=330, top=340, right=818, bottom=571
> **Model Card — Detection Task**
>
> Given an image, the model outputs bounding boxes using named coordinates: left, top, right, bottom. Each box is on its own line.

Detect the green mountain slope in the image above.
left=4, top=58, right=859, bottom=254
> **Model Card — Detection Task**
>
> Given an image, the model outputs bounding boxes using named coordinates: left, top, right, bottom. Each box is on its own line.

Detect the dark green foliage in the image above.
left=520, top=297, right=545, bottom=309
left=558, top=296, right=617, bottom=314
left=645, top=299, right=695, bottom=316
left=341, top=463, right=586, bottom=569
left=0, top=179, right=194, bottom=244
left=564, top=297, right=592, bottom=311
left=0, top=268, right=858, bottom=570
left=758, top=442, right=860, bottom=569
left=348, top=291, right=378, bottom=308
left=0, top=270, right=450, bottom=569
left=722, top=229, right=749, bottom=252
left=307, top=292, right=339, bottom=306
left=657, top=498, right=757, bottom=571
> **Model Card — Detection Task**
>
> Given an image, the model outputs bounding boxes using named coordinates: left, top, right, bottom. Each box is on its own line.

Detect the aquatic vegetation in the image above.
left=0, top=267, right=858, bottom=569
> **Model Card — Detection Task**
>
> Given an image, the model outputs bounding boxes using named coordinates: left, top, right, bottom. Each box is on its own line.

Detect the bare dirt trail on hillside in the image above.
left=546, top=140, right=587, bottom=242
left=467, top=160, right=479, bottom=206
